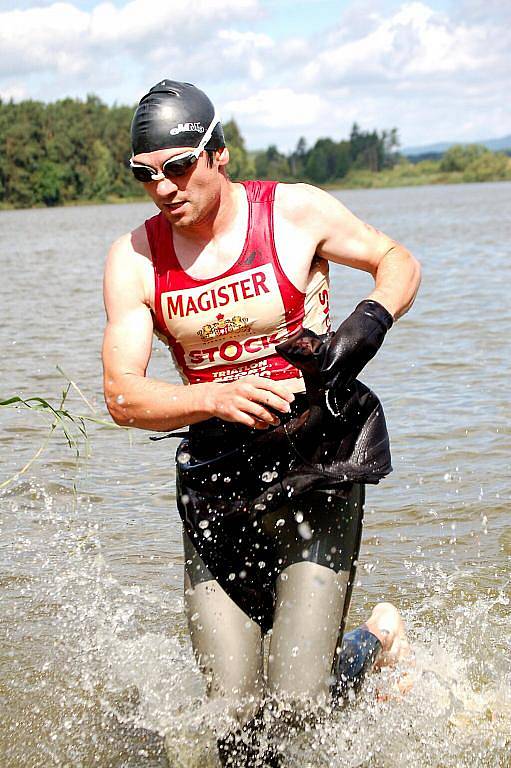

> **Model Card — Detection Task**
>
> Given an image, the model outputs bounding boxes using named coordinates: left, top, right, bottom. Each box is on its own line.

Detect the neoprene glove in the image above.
left=320, top=299, right=393, bottom=390
left=276, top=299, right=393, bottom=393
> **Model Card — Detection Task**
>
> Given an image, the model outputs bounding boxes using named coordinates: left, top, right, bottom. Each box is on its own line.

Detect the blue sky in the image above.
left=0, top=0, right=508, bottom=152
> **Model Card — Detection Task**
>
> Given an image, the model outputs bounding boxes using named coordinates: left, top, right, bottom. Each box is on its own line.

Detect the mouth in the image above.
left=164, top=200, right=188, bottom=213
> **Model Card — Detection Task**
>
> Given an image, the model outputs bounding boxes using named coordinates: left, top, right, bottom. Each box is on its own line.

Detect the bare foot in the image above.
left=363, top=602, right=415, bottom=695
left=364, top=602, right=412, bottom=663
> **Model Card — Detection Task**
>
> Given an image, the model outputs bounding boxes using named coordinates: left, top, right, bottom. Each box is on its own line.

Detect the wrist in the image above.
left=191, top=382, right=218, bottom=420
left=356, top=299, right=394, bottom=331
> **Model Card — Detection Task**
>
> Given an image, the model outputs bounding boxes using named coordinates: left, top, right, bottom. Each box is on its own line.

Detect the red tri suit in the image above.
left=146, top=180, right=331, bottom=391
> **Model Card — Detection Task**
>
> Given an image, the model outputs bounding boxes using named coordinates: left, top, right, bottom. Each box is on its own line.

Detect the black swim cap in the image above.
left=131, top=79, right=225, bottom=156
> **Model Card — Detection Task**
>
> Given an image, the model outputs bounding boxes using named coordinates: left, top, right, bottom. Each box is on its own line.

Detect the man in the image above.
left=102, top=80, right=420, bottom=765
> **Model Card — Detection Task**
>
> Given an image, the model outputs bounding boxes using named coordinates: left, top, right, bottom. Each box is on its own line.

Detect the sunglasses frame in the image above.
left=130, top=111, right=220, bottom=183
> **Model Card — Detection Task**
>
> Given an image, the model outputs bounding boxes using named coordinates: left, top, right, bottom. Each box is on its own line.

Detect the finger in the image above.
left=241, top=398, right=281, bottom=425
left=245, top=376, right=295, bottom=403
left=225, top=408, right=270, bottom=430
left=246, top=387, right=292, bottom=415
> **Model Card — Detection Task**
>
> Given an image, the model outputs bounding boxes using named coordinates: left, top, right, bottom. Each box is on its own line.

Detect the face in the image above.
left=131, top=146, right=227, bottom=229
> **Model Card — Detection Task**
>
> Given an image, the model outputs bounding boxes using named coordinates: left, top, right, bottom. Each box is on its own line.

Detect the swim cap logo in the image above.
left=169, top=122, right=205, bottom=136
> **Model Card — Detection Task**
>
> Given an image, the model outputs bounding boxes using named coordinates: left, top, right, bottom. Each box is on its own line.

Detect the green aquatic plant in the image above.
left=0, top=366, right=125, bottom=489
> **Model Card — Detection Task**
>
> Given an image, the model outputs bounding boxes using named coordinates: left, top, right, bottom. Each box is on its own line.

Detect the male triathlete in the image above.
left=102, top=80, right=420, bottom=765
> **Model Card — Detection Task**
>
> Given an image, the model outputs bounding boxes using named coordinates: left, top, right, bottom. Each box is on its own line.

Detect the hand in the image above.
left=203, top=375, right=295, bottom=429
left=321, top=299, right=393, bottom=390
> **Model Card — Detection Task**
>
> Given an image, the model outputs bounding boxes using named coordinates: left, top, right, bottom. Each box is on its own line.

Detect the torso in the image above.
left=141, top=181, right=331, bottom=390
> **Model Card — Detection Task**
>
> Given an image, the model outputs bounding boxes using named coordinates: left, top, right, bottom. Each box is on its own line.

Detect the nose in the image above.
left=154, top=176, right=178, bottom=195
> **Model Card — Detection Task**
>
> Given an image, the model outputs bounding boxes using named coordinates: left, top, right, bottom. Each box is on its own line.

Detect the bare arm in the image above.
left=281, top=184, right=421, bottom=319
left=102, top=230, right=293, bottom=431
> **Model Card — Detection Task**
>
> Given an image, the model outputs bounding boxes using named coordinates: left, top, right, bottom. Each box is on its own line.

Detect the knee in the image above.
left=267, top=654, right=332, bottom=706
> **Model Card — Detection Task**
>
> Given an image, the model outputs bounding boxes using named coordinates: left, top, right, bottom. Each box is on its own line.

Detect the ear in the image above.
left=217, top=146, right=229, bottom=167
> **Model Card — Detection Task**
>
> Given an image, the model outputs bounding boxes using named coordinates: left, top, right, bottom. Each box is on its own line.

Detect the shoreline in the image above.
left=1, top=174, right=510, bottom=212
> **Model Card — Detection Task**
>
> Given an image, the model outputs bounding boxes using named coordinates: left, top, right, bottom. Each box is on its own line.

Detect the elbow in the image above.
left=103, top=381, right=133, bottom=427
left=411, top=253, right=422, bottom=304
left=399, top=253, right=422, bottom=318
left=106, top=403, right=132, bottom=428
left=389, top=249, right=422, bottom=320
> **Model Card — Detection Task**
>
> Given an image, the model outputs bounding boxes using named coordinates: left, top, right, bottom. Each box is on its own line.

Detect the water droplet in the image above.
left=298, top=521, right=312, bottom=540
left=295, top=511, right=304, bottom=523
left=258, top=561, right=266, bottom=569
left=291, top=646, right=299, bottom=657
left=199, top=520, right=209, bottom=529
left=228, top=573, right=236, bottom=581
left=224, top=476, right=231, bottom=483
left=116, top=394, right=125, bottom=404
left=203, top=529, right=211, bottom=539
left=280, top=572, right=289, bottom=581
left=211, top=473, right=218, bottom=481
left=276, top=518, right=285, bottom=527
left=191, top=612, right=200, bottom=622
left=181, top=493, right=190, bottom=505
left=177, top=452, right=191, bottom=464
left=262, top=471, right=274, bottom=483
left=239, top=570, right=247, bottom=579
left=254, top=503, right=266, bottom=511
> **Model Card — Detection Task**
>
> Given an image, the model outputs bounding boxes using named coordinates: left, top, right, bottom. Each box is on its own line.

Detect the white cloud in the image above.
left=0, top=3, right=89, bottom=76
left=302, top=3, right=498, bottom=85
left=0, top=0, right=261, bottom=78
left=0, top=82, right=28, bottom=100
left=224, top=88, right=323, bottom=129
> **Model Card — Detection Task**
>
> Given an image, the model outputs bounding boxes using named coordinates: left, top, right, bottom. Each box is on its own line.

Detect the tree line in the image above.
left=0, top=95, right=509, bottom=209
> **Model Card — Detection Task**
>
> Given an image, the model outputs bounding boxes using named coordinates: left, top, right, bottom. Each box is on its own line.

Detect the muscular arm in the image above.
left=102, top=229, right=293, bottom=431
left=279, top=184, right=421, bottom=320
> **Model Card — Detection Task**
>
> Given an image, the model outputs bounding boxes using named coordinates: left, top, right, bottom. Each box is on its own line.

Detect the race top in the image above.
left=146, top=180, right=331, bottom=388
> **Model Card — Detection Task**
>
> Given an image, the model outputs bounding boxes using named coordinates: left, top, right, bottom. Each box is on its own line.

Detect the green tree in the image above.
left=440, top=144, right=487, bottom=172
left=305, top=144, right=329, bottom=182
left=289, top=136, right=307, bottom=177
left=254, top=145, right=290, bottom=179
left=89, top=140, right=114, bottom=200
left=463, top=151, right=511, bottom=182
left=34, top=161, right=64, bottom=206
left=223, top=118, right=254, bottom=179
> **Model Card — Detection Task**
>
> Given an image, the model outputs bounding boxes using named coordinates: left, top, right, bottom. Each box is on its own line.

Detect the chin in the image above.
left=161, top=206, right=193, bottom=226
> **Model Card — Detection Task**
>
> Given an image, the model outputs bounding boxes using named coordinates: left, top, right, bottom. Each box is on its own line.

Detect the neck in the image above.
left=176, top=175, right=240, bottom=245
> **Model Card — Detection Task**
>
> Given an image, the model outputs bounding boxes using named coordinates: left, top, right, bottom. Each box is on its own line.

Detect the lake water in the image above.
left=1, top=182, right=510, bottom=767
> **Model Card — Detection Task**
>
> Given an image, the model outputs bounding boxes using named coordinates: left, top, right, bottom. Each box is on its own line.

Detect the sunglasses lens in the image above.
left=163, top=154, right=197, bottom=177
left=131, top=165, right=155, bottom=183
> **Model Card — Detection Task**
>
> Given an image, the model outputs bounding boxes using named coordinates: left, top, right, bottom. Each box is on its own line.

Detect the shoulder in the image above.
left=104, top=222, right=154, bottom=307
left=107, top=222, right=151, bottom=264
left=274, top=182, right=349, bottom=228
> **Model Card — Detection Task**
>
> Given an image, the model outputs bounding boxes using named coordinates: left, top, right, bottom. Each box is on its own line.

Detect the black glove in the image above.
left=277, top=299, right=393, bottom=393
left=320, top=299, right=393, bottom=390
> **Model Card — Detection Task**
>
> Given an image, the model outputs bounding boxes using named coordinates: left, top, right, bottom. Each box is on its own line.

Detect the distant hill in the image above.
left=403, top=135, right=511, bottom=157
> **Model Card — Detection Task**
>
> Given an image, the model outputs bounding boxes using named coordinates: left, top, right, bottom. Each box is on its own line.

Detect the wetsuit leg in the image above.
left=264, top=484, right=366, bottom=702
left=183, top=483, right=377, bottom=710
left=269, top=561, right=349, bottom=701
left=183, top=530, right=264, bottom=717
